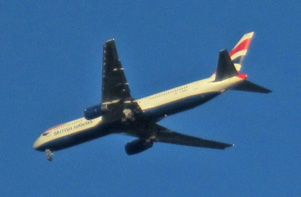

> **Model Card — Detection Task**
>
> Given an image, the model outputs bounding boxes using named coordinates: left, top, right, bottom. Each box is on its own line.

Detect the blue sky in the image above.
left=1, top=1, right=300, bottom=196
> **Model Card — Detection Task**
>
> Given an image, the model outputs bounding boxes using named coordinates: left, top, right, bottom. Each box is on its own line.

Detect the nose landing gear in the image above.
left=45, top=149, right=53, bottom=161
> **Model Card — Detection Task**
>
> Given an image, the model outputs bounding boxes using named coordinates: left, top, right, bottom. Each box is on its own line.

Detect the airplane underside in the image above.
left=33, top=32, right=271, bottom=161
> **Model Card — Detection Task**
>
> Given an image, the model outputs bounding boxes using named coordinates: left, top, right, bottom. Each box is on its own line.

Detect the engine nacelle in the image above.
left=125, top=139, right=153, bottom=155
left=84, top=104, right=105, bottom=120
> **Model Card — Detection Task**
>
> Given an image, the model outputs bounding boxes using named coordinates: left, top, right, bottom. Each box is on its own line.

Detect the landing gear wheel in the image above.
left=45, top=149, right=53, bottom=161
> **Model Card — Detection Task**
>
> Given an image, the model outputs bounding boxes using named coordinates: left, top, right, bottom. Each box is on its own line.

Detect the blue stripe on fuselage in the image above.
left=143, top=92, right=220, bottom=121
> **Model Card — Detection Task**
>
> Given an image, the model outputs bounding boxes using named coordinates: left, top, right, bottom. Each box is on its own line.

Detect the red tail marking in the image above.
left=237, top=73, right=248, bottom=79
left=229, top=38, right=253, bottom=57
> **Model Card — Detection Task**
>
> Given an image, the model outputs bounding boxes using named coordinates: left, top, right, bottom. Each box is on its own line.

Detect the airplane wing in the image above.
left=102, top=39, right=132, bottom=103
left=154, top=124, right=233, bottom=150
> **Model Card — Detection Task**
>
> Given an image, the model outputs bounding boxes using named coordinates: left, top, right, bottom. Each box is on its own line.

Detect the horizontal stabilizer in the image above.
left=232, top=80, right=271, bottom=93
left=215, top=50, right=238, bottom=81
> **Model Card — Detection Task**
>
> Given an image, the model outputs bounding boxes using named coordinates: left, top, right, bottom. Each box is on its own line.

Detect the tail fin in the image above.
left=214, top=32, right=271, bottom=94
left=229, top=32, right=254, bottom=72
left=214, top=32, right=254, bottom=81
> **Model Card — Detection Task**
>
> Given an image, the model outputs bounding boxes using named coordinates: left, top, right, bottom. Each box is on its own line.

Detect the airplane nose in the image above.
left=33, top=138, right=41, bottom=151
left=33, top=139, right=38, bottom=150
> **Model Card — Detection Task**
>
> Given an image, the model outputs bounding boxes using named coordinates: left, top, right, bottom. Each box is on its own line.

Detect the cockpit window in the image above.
left=42, top=132, right=50, bottom=136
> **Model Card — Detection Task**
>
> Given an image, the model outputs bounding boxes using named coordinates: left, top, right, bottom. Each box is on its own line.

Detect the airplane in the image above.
left=33, top=32, right=271, bottom=161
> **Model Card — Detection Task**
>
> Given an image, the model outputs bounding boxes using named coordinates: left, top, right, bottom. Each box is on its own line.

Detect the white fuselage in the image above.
left=33, top=74, right=245, bottom=151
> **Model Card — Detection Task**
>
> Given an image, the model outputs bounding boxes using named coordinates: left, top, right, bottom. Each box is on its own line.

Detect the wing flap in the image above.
left=128, top=122, right=234, bottom=150
left=102, top=39, right=131, bottom=103
left=154, top=124, right=233, bottom=150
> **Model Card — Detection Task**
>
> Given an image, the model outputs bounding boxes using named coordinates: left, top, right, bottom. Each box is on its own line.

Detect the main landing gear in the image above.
left=45, top=149, right=53, bottom=161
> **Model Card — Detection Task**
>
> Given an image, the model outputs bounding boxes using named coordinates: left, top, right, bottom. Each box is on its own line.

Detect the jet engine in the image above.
left=84, top=104, right=106, bottom=120
left=125, top=139, right=153, bottom=155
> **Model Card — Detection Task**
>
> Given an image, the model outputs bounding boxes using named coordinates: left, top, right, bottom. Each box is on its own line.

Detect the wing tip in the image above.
left=223, top=143, right=234, bottom=149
